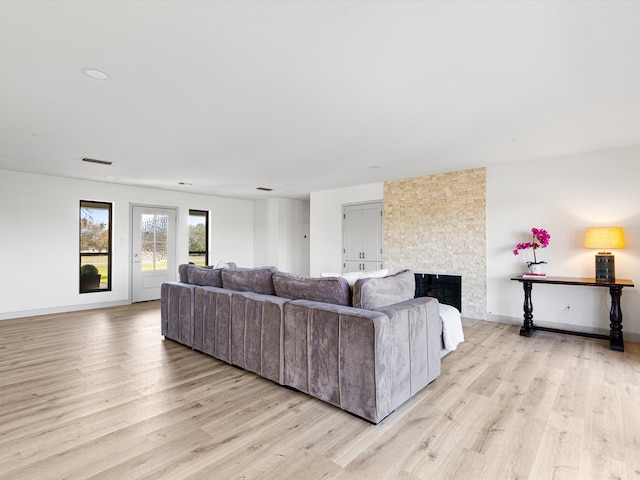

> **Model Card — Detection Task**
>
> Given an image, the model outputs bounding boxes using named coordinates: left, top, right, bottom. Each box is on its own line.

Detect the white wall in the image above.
left=6, top=143, right=640, bottom=340
left=487, top=145, right=640, bottom=337
left=309, top=183, right=383, bottom=276
left=0, top=169, right=254, bottom=319
left=253, top=199, right=278, bottom=268
left=280, top=198, right=310, bottom=275
left=253, top=197, right=310, bottom=275
left=309, top=146, right=640, bottom=340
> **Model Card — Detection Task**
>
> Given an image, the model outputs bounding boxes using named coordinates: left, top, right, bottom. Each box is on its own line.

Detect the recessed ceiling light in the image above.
left=31, top=133, right=51, bottom=141
left=81, top=68, right=111, bottom=80
left=105, top=176, right=119, bottom=180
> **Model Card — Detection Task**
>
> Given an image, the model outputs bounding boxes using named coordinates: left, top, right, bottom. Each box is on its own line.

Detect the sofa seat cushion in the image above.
left=221, top=266, right=278, bottom=295
left=273, top=272, right=351, bottom=306
left=352, top=269, right=415, bottom=310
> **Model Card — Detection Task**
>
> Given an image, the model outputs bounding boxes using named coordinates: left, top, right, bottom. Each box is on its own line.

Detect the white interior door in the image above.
left=342, top=202, right=383, bottom=272
left=131, top=205, right=177, bottom=302
left=360, top=202, right=382, bottom=261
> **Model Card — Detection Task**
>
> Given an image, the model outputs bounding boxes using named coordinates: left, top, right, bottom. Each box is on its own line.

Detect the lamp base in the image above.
left=595, top=253, right=615, bottom=280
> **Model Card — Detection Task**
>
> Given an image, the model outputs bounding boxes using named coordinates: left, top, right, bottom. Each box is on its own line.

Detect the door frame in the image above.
left=130, top=203, right=179, bottom=302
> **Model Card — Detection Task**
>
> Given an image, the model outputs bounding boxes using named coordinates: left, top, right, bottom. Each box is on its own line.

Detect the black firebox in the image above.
left=414, top=273, right=462, bottom=312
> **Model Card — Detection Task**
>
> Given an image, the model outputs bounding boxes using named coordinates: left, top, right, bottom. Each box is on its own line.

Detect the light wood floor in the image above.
left=1, top=302, right=640, bottom=480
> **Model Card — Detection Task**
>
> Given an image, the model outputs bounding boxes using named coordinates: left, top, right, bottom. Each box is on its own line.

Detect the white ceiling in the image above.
left=2, top=1, right=640, bottom=200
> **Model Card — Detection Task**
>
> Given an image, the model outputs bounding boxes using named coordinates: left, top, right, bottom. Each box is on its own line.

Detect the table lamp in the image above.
left=584, top=227, right=625, bottom=280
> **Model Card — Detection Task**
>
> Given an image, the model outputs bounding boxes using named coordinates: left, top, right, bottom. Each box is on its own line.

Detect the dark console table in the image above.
left=510, top=276, right=634, bottom=352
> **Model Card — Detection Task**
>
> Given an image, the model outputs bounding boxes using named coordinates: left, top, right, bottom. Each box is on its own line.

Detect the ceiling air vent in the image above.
left=256, top=187, right=273, bottom=191
left=82, top=157, right=113, bottom=166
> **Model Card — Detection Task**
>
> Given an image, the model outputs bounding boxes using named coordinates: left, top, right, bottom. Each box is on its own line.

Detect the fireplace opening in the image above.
left=414, top=273, right=462, bottom=313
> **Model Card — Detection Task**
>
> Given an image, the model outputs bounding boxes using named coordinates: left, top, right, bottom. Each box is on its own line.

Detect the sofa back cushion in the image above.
left=352, top=269, right=415, bottom=310
left=178, top=264, right=192, bottom=283
left=221, top=266, right=278, bottom=295
left=178, top=264, right=224, bottom=287
left=273, top=272, right=351, bottom=306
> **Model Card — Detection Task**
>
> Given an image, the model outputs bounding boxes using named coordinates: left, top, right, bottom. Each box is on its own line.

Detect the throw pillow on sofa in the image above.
left=352, top=269, right=415, bottom=310
left=273, top=272, right=351, bottom=306
left=320, top=268, right=388, bottom=287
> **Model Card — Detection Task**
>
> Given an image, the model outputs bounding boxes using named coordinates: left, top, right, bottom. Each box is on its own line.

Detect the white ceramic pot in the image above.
left=529, top=263, right=544, bottom=274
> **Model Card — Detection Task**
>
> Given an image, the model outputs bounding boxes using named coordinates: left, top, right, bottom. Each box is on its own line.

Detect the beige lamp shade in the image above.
left=584, top=227, right=625, bottom=250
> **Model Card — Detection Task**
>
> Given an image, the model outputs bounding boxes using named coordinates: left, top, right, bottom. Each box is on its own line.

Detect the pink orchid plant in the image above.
left=513, top=227, right=550, bottom=265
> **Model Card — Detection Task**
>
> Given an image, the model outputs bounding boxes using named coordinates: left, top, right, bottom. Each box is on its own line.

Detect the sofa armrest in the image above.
left=161, top=282, right=198, bottom=346
left=374, top=296, right=442, bottom=401
left=283, top=297, right=441, bottom=423
left=193, top=286, right=233, bottom=361
left=283, top=300, right=388, bottom=422
left=229, top=291, right=289, bottom=385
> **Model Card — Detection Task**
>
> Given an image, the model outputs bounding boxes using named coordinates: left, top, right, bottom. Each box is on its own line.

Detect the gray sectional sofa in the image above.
left=161, top=264, right=442, bottom=424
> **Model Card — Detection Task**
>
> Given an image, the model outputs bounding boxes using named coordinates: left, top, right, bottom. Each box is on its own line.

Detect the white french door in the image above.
left=131, top=205, right=177, bottom=302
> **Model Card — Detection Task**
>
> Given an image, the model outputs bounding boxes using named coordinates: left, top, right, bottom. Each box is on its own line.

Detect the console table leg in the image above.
left=520, top=280, right=533, bottom=337
left=609, top=285, right=624, bottom=352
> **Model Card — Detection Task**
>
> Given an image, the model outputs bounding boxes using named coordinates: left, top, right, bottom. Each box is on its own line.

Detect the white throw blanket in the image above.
left=440, top=303, right=464, bottom=356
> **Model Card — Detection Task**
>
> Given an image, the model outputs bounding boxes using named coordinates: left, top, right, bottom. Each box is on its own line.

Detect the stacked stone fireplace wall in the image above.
left=383, top=168, right=487, bottom=319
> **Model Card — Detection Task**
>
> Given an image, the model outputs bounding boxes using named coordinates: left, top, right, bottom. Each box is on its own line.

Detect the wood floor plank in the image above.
left=1, top=302, right=639, bottom=479
left=529, top=411, right=584, bottom=480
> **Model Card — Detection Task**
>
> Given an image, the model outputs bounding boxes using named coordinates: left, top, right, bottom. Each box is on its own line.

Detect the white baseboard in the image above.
left=0, top=300, right=132, bottom=321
